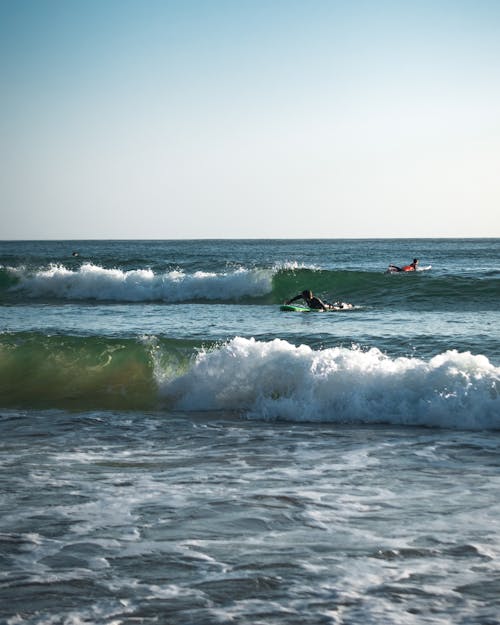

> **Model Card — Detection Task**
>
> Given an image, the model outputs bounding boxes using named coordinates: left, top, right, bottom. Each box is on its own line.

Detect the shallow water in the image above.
left=2, top=411, right=500, bottom=624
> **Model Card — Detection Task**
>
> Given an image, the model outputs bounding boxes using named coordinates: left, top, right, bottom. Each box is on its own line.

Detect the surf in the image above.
left=162, top=337, right=500, bottom=429
left=3, top=263, right=275, bottom=303
left=2, top=262, right=499, bottom=309
left=3, top=331, right=496, bottom=428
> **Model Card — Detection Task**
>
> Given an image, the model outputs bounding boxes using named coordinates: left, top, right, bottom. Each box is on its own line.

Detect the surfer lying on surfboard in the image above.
left=388, top=258, right=419, bottom=272
left=286, top=290, right=347, bottom=311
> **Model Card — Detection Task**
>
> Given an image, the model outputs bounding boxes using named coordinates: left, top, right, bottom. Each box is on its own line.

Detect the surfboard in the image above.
left=386, top=265, right=432, bottom=273
left=280, top=304, right=313, bottom=312
left=280, top=303, right=353, bottom=312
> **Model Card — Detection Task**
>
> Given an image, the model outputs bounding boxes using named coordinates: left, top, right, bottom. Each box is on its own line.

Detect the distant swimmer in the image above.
left=72, top=251, right=79, bottom=257
left=388, top=258, right=419, bottom=273
left=286, top=289, right=339, bottom=311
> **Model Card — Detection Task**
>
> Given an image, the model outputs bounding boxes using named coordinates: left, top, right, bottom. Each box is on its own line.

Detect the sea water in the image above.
left=1, top=238, right=499, bottom=624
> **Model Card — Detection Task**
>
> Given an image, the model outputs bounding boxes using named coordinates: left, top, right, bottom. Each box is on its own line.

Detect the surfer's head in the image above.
left=413, top=258, right=419, bottom=264
left=302, top=290, right=312, bottom=299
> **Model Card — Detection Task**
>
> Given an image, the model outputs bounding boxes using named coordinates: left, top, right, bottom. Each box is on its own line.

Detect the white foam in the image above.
left=162, top=338, right=500, bottom=429
left=276, top=260, right=319, bottom=271
left=10, top=263, right=274, bottom=302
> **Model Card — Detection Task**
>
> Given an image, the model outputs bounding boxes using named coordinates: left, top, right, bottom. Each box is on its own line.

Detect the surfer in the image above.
left=286, top=290, right=334, bottom=311
left=388, top=258, right=419, bottom=272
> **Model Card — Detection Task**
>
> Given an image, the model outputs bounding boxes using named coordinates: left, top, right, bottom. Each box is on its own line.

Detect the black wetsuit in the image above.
left=288, top=294, right=329, bottom=310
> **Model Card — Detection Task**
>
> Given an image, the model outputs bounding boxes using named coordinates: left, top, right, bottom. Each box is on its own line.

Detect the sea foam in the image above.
left=9, top=263, right=274, bottom=302
left=162, top=337, right=500, bottom=429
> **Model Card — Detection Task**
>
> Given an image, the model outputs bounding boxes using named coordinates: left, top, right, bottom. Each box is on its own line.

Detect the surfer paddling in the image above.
left=286, top=289, right=344, bottom=311
left=388, top=258, right=419, bottom=272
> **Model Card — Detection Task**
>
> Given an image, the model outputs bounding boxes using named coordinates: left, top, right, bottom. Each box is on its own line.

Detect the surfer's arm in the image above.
left=286, top=294, right=302, bottom=304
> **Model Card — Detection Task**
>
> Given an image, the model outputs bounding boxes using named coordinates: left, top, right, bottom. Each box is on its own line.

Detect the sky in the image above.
left=1, top=0, right=499, bottom=239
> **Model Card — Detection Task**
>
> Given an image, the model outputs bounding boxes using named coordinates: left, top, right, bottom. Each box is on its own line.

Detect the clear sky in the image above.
left=1, top=0, right=499, bottom=239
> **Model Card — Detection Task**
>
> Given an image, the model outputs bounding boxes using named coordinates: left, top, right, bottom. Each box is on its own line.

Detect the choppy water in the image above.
left=1, top=238, right=499, bottom=624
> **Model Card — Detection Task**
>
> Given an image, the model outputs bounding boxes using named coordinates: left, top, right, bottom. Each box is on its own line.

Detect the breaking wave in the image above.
left=2, top=333, right=498, bottom=429
left=2, top=263, right=274, bottom=302
left=2, top=262, right=499, bottom=309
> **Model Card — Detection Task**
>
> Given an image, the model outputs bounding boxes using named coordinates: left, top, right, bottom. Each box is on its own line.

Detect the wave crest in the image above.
left=163, top=337, right=500, bottom=429
left=2, top=333, right=499, bottom=427
left=8, top=263, right=274, bottom=302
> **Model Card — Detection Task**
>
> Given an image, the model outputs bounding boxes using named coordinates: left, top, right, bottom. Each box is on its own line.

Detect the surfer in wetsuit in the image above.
left=388, top=258, right=419, bottom=272
left=286, top=290, right=333, bottom=310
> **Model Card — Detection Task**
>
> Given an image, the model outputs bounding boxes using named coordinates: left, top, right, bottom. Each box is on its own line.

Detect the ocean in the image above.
left=1, top=238, right=499, bottom=624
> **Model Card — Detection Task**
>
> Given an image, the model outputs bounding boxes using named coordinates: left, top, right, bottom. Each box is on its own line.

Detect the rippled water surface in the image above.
left=2, top=411, right=500, bottom=624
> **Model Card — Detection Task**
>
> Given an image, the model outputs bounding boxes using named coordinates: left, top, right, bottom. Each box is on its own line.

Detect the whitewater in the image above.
left=4, top=262, right=276, bottom=302
left=164, top=337, right=500, bottom=429
left=1, top=238, right=500, bottom=624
